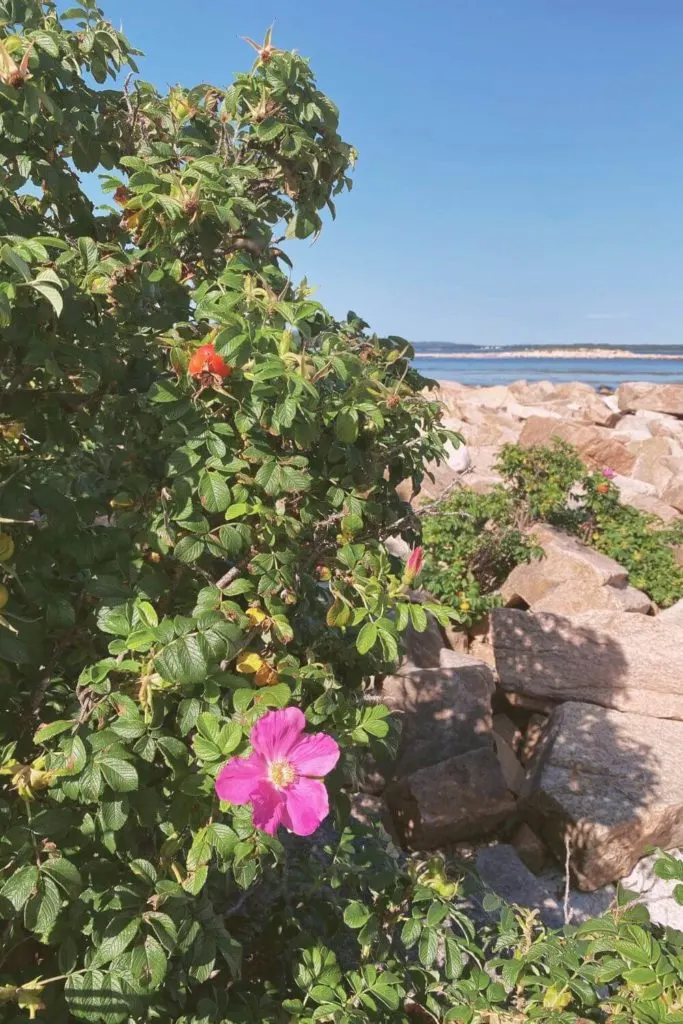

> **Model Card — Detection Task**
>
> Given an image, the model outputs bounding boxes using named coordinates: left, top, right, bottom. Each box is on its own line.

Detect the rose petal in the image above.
left=251, top=781, right=286, bottom=835
left=282, top=777, right=329, bottom=836
left=215, top=752, right=265, bottom=804
left=289, top=732, right=340, bottom=778
left=250, top=707, right=305, bottom=762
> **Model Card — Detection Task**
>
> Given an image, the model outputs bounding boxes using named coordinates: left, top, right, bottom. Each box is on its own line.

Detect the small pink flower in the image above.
left=403, top=546, right=424, bottom=584
left=602, top=467, right=616, bottom=479
left=215, top=708, right=339, bottom=836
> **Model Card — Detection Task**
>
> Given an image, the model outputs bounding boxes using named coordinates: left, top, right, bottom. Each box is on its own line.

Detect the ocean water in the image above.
left=412, top=354, right=683, bottom=390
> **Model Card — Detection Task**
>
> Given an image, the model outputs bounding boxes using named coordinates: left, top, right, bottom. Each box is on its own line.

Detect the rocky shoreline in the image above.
left=367, top=379, right=683, bottom=927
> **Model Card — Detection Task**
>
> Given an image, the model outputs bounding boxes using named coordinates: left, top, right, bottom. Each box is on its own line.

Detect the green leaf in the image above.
left=370, top=974, right=401, bottom=1010
left=222, top=577, right=253, bottom=596
left=253, top=682, right=291, bottom=708
left=24, top=875, right=61, bottom=936
left=256, top=119, right=286, bottom=141
left=131, top=935, right=168, bottom=989
left=309, top=984, right=340, bottom=1005
left=358, top=704, right=390, bottom=738
left=199, top=471, right=231, bottom=513
left=182, top=864, right=208, bottom=895
left=174, top=535, right=205, bottom=563
left=64, top=968, right=129, bottom=1021
left=31, top=30, right=60, bottom=57
left=444, top=935, right=464, bottom=980
left=97, top=602, right=134, bottom=636
left=129, top=859, right=157, bottom=885
left=409, top=603, right=428, bottom=633
left=146, top=912, right=178, bottom=953
left=225, top=502, right=250, bottom=521
left=149, top=379, right=182, bottom=403
left=93, top=915, right=141, bottom=966
left=624, top=967, right=657, bottom=985
left=356, top=621, right=377, bottom=655
left=79, top=761, right=103, bottom=802
left=654, top=853, right=683, bottom=881
left=255, top=460, right=309, bottom=496
left=1, top=244, right=31, bottom=281
left=193, top=734, right=222, bottom=762
left=188, top=826, right=212, bottom=870
left=401, top=916, right=422, bottom=949
left=34, top=719, right=74, bottom=744
left=0, top=865, right=39, bottom=913
left=343, top=901, right=371, bottom=929
left=196, top=712, right=221, bottom=743
left=99, top=757, right=139, bottom=793
left=98, top=795, right=129, bottom=832
left=29, top=280, right=63, bottom=316
left=426, top=901, right=449, bottom=927
left=177, top=698, right=201, bottom=735
left=418, top=927, right=438, bottom=967
left=111, top=714, right=146, bottom=740
left=42, top=857, right=83, bottom=898
left=377, top=623, right=399, bottom=661
left=209, top=823, right=238, bottom=858
left=60, top=734, right=87, bottom=775
left=334, top=410, right=358, bottom=443
left=155, top=634, right=211, bottom=685
left=78, top=235, right=99, bottom=272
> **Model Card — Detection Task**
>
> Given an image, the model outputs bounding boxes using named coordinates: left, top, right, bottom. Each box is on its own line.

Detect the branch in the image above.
left=379, top=477, right=466, bottom=541
left=563, top=833, right=573, bottom=925
left=215, top=565, right=242, bottom=590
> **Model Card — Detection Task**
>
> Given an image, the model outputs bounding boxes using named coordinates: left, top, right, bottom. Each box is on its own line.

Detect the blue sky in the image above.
left=102, top=1, right=683, bottom=346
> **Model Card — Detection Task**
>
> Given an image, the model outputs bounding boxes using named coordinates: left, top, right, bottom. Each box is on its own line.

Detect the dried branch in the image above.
left=215, top=565, right=242, bottom=590
left=563, top=833, right=573, bottom=925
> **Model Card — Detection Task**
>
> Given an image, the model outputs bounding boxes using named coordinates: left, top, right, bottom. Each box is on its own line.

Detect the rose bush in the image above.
left=0, top=2, right=464, bottom=1019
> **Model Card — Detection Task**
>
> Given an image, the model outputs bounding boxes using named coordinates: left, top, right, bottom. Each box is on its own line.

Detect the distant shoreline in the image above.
left=415, top=348, right=683, bottom=361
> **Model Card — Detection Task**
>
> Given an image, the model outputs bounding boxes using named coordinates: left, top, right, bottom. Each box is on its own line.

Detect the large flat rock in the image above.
left=491, top=608, right=683, bottom=719
left=518, top=417, right=635, bottom=474
left=628, top=436, right=683, bottom=493
left=522, top=702, right=683, bottom=889
left=662, top=479, right=683, bottom=513
left=617, top=382, right=683, bottom=417
left=381, top=650, right=495, bottom=777
left=500, top=525, right=651, bottom=615
left=387, top=746, right=515, bottom=849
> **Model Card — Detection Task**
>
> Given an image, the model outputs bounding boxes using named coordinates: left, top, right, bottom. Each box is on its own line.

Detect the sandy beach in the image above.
left=415, top=348, right=683, bottom=360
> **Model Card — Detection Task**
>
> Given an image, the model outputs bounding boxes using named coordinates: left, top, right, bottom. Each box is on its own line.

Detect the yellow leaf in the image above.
left=236, top=652, right=264, bottom=675
left=542, top=985, right=571, bottom=1010
left=28, top=769, right=54, bottom=792
left=17, top=982, right=45, bottom=1019
left=246, top=607, right=267, bottom=627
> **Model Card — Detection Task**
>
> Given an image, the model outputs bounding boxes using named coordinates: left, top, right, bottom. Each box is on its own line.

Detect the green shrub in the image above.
left=496, top=438, right=587, bottom=529
left=0, top=3, right=465, bottom=1019
left=422, top=439, right=683, bottom=618
left=421, top=487, right=540, bottom=625
left=585, top=483, right=683, bottom=608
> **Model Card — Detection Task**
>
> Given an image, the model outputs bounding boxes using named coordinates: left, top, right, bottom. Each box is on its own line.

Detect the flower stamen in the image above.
left=268, top=759, right=296, bottom=789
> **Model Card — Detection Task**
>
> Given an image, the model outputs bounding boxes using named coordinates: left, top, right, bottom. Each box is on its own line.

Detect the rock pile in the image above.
left=414, top=379, right=683, bottom=520
left=370, top=381, right=683, bottom=922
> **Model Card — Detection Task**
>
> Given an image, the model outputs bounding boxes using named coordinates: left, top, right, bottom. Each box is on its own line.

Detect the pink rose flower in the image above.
left=215, top=707, right=340, bottom=836
left=403, top=545, right=424, bottom=584
left=602, top=467, right=616, bottom=479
